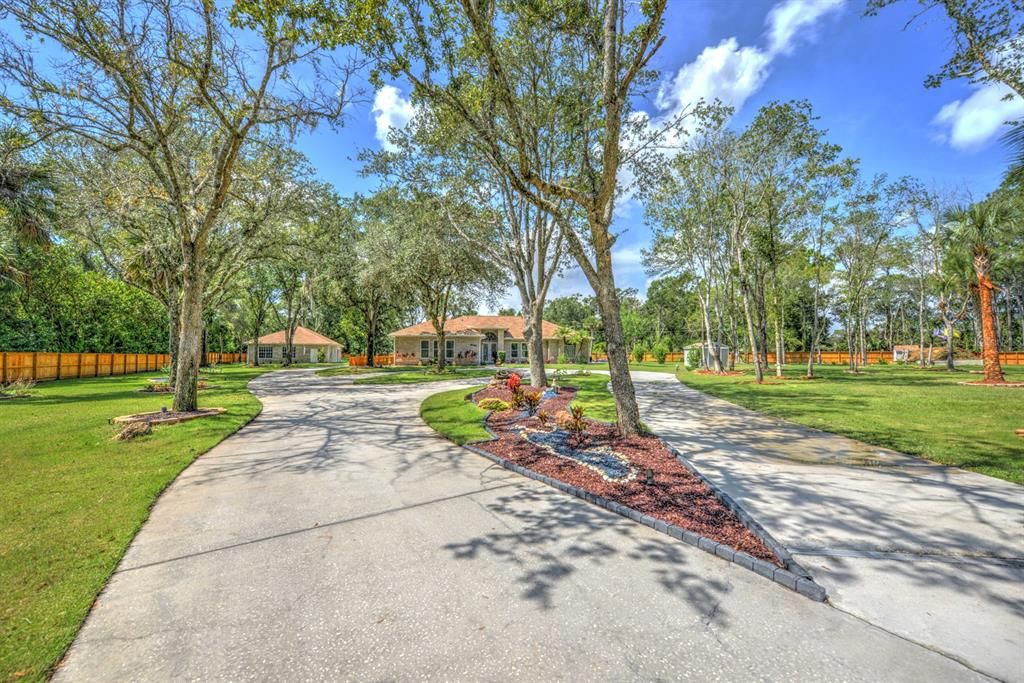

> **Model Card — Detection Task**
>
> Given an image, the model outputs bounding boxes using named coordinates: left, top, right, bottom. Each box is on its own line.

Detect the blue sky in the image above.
left=294, top=0, right=1021, bottom=312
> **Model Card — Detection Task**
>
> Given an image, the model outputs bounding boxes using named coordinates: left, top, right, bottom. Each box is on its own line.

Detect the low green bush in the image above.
left=652, top=341, right=669, bottom=364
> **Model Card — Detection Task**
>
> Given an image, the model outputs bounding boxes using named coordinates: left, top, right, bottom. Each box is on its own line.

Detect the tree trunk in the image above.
left=173, top=244, right=204, bottom=412
left=918, top=283, right=927, bottom=368
left=945, top=321, right=956, bottom=370
left=167, top=288, right=180, bottom=387
left=594, top=284, right=642, bottom=435
left=774, top=316, right=784, bottom=378
left=522, top=302, right=548, bottom=388
left=975, top=255, right=1005, bottom=383
left=436, top=329, right=447, bottom=371
left=366, top=309, right=377, bottom=368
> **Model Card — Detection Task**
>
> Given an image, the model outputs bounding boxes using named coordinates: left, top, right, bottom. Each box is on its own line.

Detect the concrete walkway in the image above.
left=630, top=371, right=1024, bottom=683
left=56, top=369, right=995, bottom=681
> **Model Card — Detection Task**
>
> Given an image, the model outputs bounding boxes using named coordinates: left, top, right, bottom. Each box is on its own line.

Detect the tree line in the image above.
left=0, top=0, right=1019, bottom=423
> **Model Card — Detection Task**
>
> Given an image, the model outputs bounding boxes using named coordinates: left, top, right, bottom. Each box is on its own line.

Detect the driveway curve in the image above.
left=57, top=369, right=993, bottom=681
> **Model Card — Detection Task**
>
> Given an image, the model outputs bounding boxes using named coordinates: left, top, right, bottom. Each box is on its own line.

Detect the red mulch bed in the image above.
left=470, top=383, right=780, bottom=564
left=694, top=369, right=743, bottom=376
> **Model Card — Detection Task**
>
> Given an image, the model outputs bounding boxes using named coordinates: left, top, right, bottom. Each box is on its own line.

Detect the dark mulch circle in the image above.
left=470, top=383, right=779, bottom=564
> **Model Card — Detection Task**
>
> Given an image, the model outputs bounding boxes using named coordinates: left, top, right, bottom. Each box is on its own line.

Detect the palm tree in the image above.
left=945, top=201, right=1015, bottom=383
left=0, top=129, right=55, bottom=279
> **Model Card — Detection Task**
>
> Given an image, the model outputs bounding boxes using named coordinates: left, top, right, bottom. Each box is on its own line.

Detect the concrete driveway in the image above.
left=57, top=369, right=1000, bottom=681
left=631, top=371, right=1024, bottom=683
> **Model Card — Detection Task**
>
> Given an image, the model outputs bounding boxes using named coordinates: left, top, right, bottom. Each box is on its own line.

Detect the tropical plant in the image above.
left=506, top=372, right=521, bottom=394
left=522, top=390, right=542, bottom=416
left=945, top=201, right=1016, bottom=382
left=477, top=397, right=511, bottom=411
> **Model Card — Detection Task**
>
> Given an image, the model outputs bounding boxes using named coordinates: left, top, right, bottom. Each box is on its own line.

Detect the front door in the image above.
left=480, top=342, right=496, bottom=364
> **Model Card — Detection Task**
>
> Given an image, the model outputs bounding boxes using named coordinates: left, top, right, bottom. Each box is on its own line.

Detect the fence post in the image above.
left=56, top=352, right=62, bottom=380
left=31, top=352, right=38, bottom=382
left=1, top=352, right=5, bottom=383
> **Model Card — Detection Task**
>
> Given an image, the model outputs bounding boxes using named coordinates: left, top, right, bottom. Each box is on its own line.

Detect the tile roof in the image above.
left=391, top=315, right=561, bottom=339
left=255, top=326, right=342, bottom=346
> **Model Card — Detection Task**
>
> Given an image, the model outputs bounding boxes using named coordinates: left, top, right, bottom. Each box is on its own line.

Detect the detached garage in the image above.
left=247, top=326, right=343, bottom=364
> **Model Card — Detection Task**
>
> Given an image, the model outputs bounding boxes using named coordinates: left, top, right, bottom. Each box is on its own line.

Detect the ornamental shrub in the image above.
left=686, top=348, right=701, bottom=368
left=566, top=404, right=587, bottom=443
left=523, top=390, right=542, bottom=415
left=496, top=350, right=506, bottom=365
left=478, top=397, right=511, bottom=411
left=632, top=342, right=647, bottom=363
left=506, top=372, right=522, bottom=393
left=652, top=341, right=669, bottom=364
left=511, top=386, right=525, bottom=408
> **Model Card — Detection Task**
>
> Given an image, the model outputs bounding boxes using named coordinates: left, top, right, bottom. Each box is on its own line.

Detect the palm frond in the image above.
left=1002, top=123, right=1024, bottom=187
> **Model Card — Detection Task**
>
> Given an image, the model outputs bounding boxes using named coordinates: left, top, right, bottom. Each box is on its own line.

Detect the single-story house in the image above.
left=246, top=326, right=344, bottom=364
left=391, top=315, right=585, bottom=366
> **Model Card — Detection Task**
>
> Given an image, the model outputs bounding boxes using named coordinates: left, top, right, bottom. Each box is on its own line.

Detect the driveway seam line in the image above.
left=115, top=481, right=522, bottom=575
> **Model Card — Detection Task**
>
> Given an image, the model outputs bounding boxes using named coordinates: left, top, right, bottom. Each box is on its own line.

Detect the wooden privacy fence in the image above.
left=346, top=353, right=395, bottom=367
left=590, top=351, right=685, bottom=363
left=741, top=351, right=1024, bottom=366
left=0, top=351, right=244, bottom=383
left=739, top=351, right=890, bottom=365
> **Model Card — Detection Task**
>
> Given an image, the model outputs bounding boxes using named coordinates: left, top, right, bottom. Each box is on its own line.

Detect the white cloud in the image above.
left=371, top=85, right=415, bottom=152
left=932, top=83, right=1024, bottom=150
left=765, top=0, right=845, bottom=57
left=654, top=0, right=844, bottom=119
left=656, top=38, right=773, bottom=116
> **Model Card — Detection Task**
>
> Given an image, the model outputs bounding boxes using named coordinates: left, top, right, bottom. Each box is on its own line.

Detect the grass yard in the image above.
left=0, top=365, right=271, bottom=681
left=353, top=367, right=497, bottom=385
left=419, top=385, right=492, bottom=444
left=676, top=364, right=1024, bottom=484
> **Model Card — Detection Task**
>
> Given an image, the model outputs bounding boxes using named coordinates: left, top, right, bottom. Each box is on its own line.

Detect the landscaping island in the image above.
left=422, top=370, right=787, bottom=569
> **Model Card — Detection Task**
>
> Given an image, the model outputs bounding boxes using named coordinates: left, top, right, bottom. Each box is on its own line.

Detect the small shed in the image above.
left=892, top=345, right=919, bottom=362
left=683, top=343, right=729, bottom=369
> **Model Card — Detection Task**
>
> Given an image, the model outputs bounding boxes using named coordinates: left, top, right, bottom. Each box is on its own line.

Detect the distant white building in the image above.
left=683, top=343, right=729, bottom=369
left=247, top=326, right=343, bottom=364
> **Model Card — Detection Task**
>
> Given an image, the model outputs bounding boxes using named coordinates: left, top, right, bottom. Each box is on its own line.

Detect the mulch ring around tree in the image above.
left=957, top=380, right=1024, bottom=388
left=469, top=381, right=780, bottom=565
left=139, top=380, right=217, bottom=393
left=111, top=407, right=226, bottom=426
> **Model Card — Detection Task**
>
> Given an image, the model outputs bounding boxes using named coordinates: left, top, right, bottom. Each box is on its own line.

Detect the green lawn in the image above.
left=419, top=385, right=492, bottom=444
left=676, top=363, right=1024, bottom=484
left=0, top=365, right=272, bottom=681
left=353, top=367, right=497, bottom=385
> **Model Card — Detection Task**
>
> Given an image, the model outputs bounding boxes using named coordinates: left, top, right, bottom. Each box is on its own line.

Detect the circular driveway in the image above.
left=56, top=369, right=991, bottom=681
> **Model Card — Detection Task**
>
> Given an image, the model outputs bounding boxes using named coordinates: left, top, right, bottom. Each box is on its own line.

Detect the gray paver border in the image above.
left=458, top=388, right=827, bottom=601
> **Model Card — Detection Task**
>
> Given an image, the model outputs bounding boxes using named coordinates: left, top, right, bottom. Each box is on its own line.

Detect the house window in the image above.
left=510, top=342, right=519, bottom=359
left=446, top=340, right=454, bottom=359
left=420, top=340, right=430, bottom=358
left=258, top=346, right=273, bottom=361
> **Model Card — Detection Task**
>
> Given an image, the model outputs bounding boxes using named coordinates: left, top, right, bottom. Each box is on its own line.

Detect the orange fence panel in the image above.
left=0, top=350, right=238, bottom=383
